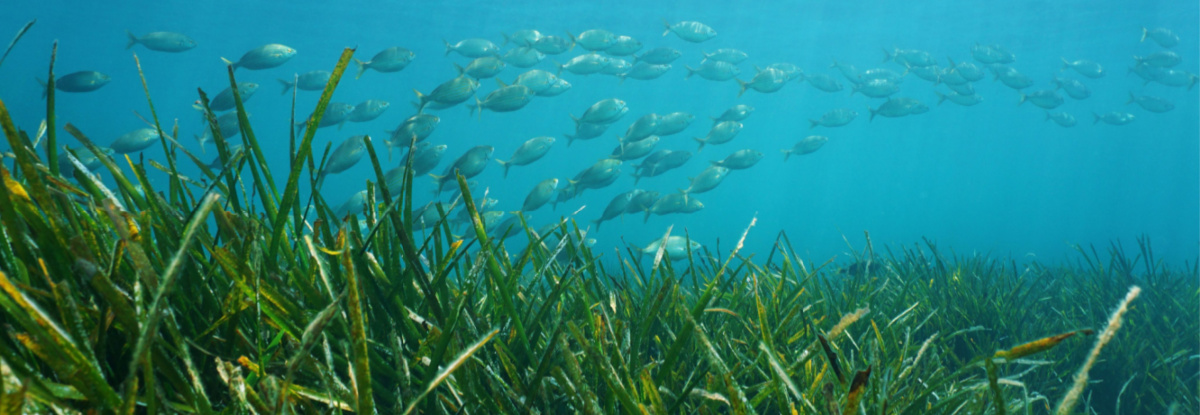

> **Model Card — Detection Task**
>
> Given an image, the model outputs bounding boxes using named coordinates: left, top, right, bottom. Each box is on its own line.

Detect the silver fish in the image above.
left=496, top=136, right=555, bottom=177
left=355, top=47, right=415, bottom=78
left=444, top=38, right=498, bottom=58
left=810, top=108, right=857, bottom=128
left=278, top=71, right=330, bottom=94
left=782, top=136, right=828, bottom=161
left=125, top=30, right=195, bottom=52
left=663, top=20, right=716, bottom=43
left=223, top=44, right=295, bottom=70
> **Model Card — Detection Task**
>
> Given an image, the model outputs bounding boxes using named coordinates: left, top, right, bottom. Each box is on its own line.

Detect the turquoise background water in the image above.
left=1, top=0, right=1196, bottom=265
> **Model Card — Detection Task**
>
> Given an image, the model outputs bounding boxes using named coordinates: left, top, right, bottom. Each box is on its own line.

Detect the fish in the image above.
left=644, top=192, right=688, bottom=221
left=610, top=136, right=659, bottom=161
left=335, top=190, right=369, bottom=217
left=810, top=108, right=857, bottom=128
left=206, top=144, right=244, bottom=171
left=593, top=191, right=637, bottom=230
left=413, top=74, right=480, bottom=111
left=971, top=43, right=1015, bottom=64
left=402, top=142, right=448, bottom=176
left=601, top=58, right=632, bottom=75
left=125, top=31, right=195, bottom=52
left=935, top=91, right=983, bottom=106
left=557, top=53, right=610, bottom=75
left=512, top=69, right=558, bottom=93
left=947, top=58, right=985, bottom=82
left=625, top=190, right=660, bottom=215
left=1141, top=27, right=1180, bottom=48
left=58, top=146, right=112, bottom=176
left=457, top=56, right=506, bottom=79
left=803, top=73, right=844, bottom=92
left=383, top=166, right=410, bottom=196
left=572, top=98, right=628, bottom=126
left=944, top=79, right=974, bottom=95
left=694, top=121, right=742, bottom=151
left=1126, top=93, right=1174, bottom=113
left=194, top=131, right=211, bottom=154
left=1061, top=58, right=1105, bottom=78
left=704, top=48, right=748, bottom=64
left=538, top=78, right=572, bottom=96
left=355, top=47, right=415, bottom=78
left=1045, top=111, right=1076, bottom=127
left=635, top=47, right=682, bottom=64
left=1092, top=112, right=1135, bottom=125
left=570, top=159, right=623, bottom=189
left=991, top=65, right=1034, bottom=89
left=685, top=59, right=740, bottom=81
left=109, top=128, right=163, bottom=154
left=296, top=102, right=353, bottom=132
left=278, top=71, right=330, bottom=94
left=1150, top=69, right=1198, bottom=89
left=830, top=59, right=862, bottom=84
left=714, top=105, right=754, bottom=124
left=431, top=145, right=494, bottom=193
left=851, top=78, right=901, bottom=98
left=522, top=178, right=559, bottom=212
left=762, top=63, right=803, bottom=82
left=385, top=114, right=440, bottom=153
left=1134, top=51, right=1181, bottom=68
left=503, top=29, right=542, bottom=47
left=654, top=112, right=694, bottom=136
left=347, top=100, right=390, bottom=123
left=532, top=35, right=574, bottom=55
left=883, top=48, right=936, bottom=67
left=207, top=82, right=259, bottom=112
left=470, top=82, right=534, bottom=116
left=216, top=111, right=242, bottom=138
left=907, top=65, right=942, bottom=83
left=444, top=38, right=498, bottom=57
left=496, top=136, right=555, bottom=177
left=222, top=44, right=296, bottom=70
left=618, top=62, right=671, bottom=83
left=569, top=29, right=617, bottom=51
left=317, top=135, right=367, bottom=185
left=501, top=46, right=545, bottom=68
left=711, top=149, right=763, bottom=170
left=622, top=113, right=660, bottom=143
left=641, top=235, right=702, bottom=260
left=682, top=165, right=730, bottom=194
left=663, top=20, right=717, bottom=43
left=38, top=71, right=110, bottom=97
left=1018, top=90, right=1064, bottom=109
left=782, top=136, right=829, bottom=161
left=869, top=97, right=927, bottom=121
left=1051, top=77, right=1090, bottom=100
left=633, top=150, right=691, bottom=183
left=1128, top=63, right=1167, bottom=83
left=737, top=67, right=788, bottom=96
left=606, top=35, right=643, bottom=56
left=565, top=121, right=609, bottom=145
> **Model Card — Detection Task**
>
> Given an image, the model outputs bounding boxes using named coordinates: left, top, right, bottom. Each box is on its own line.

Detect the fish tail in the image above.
left=565, top=30, right=576, bottom=45
left=828, top=59, right=838, bottom=69
left=781, top=149, right=791, bottom=162
left=643, top=210, right=651, bottom=223
left=495, top=159, right=510, bottom=178
left=35, top=77, right=47, bottom=99
left=1044, top=111, right=1052, bottom=121
left=220, top=57, right=237, bottom=70
left=736, top=79, right=748, bottom=97
left=591, top=218, right=602, bottom=230
left=662, top=19, right=671, bottom=36
left=277, top=78, right=295, bottom=95
left=809, top=119, right=819, bottom=128
left=470, top=98, right=481, bottom=118
left=935, top=91, right=946, bottom=106
left=868, top=105, right=877, bottom=122
left=554, top=60, right=564, bottom=76
left=501, top=32, right=511, bottom=46
left=1140, top=27, right=1148, bottom=42
left=1017, top=93, right=1026, bottom=106
left=881, top=47, right=892, bottom=63
left=946, top=56, right=957, bottom=67
left=1126, top=92, right=1135, bottom=105
left=564, top=133, right=575, bottom=147
left=1061, top=57, right=1070, bottom=71
left=125, top=30, right=138, bottom=49
left=693, top=137, right=705, bottom=152
left=353, top=58, right=369, bottom=79
left=412, top=89, right=428, bottom=112
left=1092, top=112, right=1101, bottom=124
left=617, top=74, right=626, bottom=85
left=685, top=65, right=695, bottom=80
left=443, top=39, right=453, bottom=56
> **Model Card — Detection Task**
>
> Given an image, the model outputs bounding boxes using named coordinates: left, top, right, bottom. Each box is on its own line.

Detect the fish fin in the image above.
left=353, top=58, right=368, bottom=79
left=946, top=56, right=957, bottom=68
left=1140, top=27, right=1148, bottom=43
left=1017, top=93, right=1026, bottom=106
left=809, top=119, right=819, bottom=128
left=501, top=32, right=511, bottom=46
left=125, top=30, right=138, bottom=49
left=554, top=60, right=563, bottom=76
left=693, top=137, right=705, bottom=152
left=470, top=98, right=481, bottom=119
left=443, top=39, right=453, bottom=56
left=881, top=48, right=892, bottom=63
left=1092, top=112, right=1100, bottom=124
left=277, top=78, right=295, bottom=95
left=35, top=77, right=46, bottom=99
left=935, top=91, right=946, bottom=106
left=1126, top=92, right=1135, bottom=105
left=565, top=30, right=576, bottom=45
left=617, top=74, right=625, bottom=85
left=591, top=218, right=602, bottom=230
left=495, top=78, right=508, bottom=88
left=868, top=105, right=876, bottom=122
left=684, top=65, right=695, bottom=80
left=781, top=149, right=791, bottom=162
left=662, top=19, right=671, bottom=36
left=453, top=62, right=465, bottom=76
left=1061, top=57, right=1070, bottom=71
left=736, top=79, right=747, bottom=97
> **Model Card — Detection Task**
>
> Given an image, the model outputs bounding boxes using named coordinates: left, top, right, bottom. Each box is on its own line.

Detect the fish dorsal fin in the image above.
left=495, top=78, right=508, bottom=88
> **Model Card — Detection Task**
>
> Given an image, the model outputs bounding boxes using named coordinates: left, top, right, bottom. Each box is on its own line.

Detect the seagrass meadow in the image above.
left=0, top=45, right=1197, bottom=414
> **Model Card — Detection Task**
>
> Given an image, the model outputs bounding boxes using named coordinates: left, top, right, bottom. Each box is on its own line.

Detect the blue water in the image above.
left=1, top=0, right=1196, bottom=265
